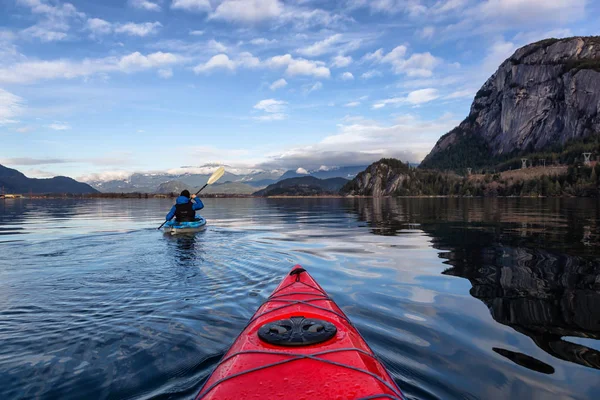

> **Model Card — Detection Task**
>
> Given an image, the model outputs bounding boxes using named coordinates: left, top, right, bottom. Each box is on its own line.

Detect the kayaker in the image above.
left=166, top=190, right=204, bottom=223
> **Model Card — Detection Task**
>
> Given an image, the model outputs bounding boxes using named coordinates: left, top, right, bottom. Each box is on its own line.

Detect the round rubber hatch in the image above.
left=258, top=316, right=337, bottom=346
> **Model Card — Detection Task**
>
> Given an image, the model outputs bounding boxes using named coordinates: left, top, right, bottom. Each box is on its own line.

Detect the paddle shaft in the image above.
left=158, top=184, right=209, bottom=230
left=195, top=184, right=208, bottom=195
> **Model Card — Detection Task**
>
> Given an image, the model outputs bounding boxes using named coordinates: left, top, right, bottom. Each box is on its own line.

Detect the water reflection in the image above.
left=350, top=198, right=600, bottom=372
left=2, top=198, right=600, bottom=399
left=443, top=245, right=600, bottom=371
left=492, top=348, right=555, bottom=375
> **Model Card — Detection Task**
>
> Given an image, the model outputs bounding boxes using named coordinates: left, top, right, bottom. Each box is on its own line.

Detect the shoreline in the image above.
left=2, top=194, right=595, bottom=200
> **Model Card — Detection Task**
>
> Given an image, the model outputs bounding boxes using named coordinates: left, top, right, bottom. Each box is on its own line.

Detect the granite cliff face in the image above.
left=422, top=37, right=600, bottom=170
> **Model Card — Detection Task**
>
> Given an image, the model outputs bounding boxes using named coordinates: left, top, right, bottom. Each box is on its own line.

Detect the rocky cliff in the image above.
left=421, top=37, right=600, bottom=170
left=341, top=159, right=412, bottom=197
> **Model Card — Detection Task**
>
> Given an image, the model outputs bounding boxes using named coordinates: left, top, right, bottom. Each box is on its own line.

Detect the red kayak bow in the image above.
left=196, top=265, right=404, bottom=400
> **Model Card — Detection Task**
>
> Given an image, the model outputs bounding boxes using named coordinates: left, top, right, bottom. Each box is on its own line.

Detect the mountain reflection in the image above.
left=349, top=198, right=600, bottom=371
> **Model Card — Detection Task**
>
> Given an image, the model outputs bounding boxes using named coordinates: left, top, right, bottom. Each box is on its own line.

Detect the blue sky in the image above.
left=0, top=0, right=598, bottom=181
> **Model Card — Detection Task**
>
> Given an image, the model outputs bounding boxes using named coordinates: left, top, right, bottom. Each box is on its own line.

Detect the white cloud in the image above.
left=373, top=88, right=440, bottom=109
left=189, top=30, right=205, bottom=36
left=344, top=101, right=360, bottom=107
left=207, top=39, right=228, bottom=53
left=304, top=81, right=323, bottom=94
left=118, top=51, right=179, bottom=71
left=296, top=167, right=308, bottom=174
left=250, top=38, right=277, bottom=45
left=211, top=0, right=284, bottom=22
left=260, top=114, right=460, bottom=169
left=406, top=88, right=440, bottom=104
left=129, top=0, right=161, bottom=11
left=87, top=19, right=165, bottom=38
left=297, top=34, right=343, bottom=57
left=347, top=0, right=417, bottom=14
left=444, top=0, right=586, bottom=40
left=17, top=0, right=85, bottom=42
left=0, top=89, right=24, bottom=125
left=268, top=54, right=330, bottom=78
left=477, top=0, right=586, bottom=24
left=282, top=7, right=348, bottom=30
left=193, top=52, right=261, bottom=73
left=331, top=55, right=352, bottom=68
left=171, top=0, right=211, bottom=12
left=254, top=98, right=288, bottom=121
left=193, top=54, right=235, bottom=73
left=254, top=99, right=287, bottom=113
left=114, top=21, right=162, bottom=37
left=340, top=72, right=354, bottom=81
left=363, top=48, right=385, bottom=62
left=400, top=53, right=441, bottom=77
left=21, top=24, right=68, bottom=42
left=361, top=70, right=382, bottom=79
left=270, top=78, right=287, bottom=90
left=170, top=0, right=346, bottom=29
left=86, top=18, right=112, bottom=36
left=419, top=26, right=435, bottom=39
left=158, top=68, right=173, bottom=78
left=365, top=46, right=441, bottom=77
left=17, top=0, right=84, bottom=19
left=47, top=122, right=71, bottom=130
left=0, top=51, right=181, bottom=84
left=237, top=52, right=261, bottom=68
left=78, top=170, right=133, bottom=183
left=432, top=0, right=468, bottom=15
left=0, top=157, right=73, bottom=166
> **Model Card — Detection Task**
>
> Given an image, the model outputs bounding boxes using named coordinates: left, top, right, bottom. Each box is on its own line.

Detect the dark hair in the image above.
left=180, top=190, right=190, bottom=198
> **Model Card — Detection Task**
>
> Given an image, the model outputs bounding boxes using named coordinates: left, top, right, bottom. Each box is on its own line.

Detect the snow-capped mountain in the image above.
left=84, top=164, right=368, bottom=193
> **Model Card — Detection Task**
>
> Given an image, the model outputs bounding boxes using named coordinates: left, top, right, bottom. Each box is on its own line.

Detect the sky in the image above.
left=0, top=0, right=598, bottom=181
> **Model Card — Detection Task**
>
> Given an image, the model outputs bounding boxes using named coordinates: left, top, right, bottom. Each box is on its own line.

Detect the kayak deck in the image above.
left=196, top=266, right=404, bottom=400
left=163, top=217, right=206, bottom=235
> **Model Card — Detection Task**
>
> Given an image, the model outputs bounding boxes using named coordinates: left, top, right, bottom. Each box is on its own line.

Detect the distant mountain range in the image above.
left=254, top=177, right=349, bottom=196
left=278, top=166, right=368, bottom=181
left=155, top=180, right=261, bottom=195
left=86, top=165, right=367, bottom=194
left=0, top=164, right=98, bottom=194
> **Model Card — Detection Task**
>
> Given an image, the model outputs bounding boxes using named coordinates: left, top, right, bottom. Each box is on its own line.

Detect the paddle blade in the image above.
left=207, top=166, right=225, bottom=185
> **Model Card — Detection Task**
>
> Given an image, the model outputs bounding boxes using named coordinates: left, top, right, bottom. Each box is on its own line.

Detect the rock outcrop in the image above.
left=422, top=37, right=600, bottom=170
left=341, top=159, right=412, bottom=197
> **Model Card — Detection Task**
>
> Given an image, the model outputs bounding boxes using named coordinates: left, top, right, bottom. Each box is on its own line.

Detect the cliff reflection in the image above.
left=349, top=198, right=600, bottom=370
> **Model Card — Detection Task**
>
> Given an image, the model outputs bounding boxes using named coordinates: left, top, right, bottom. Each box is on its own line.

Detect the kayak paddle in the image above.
left=158, top=166, right=226, bottom=230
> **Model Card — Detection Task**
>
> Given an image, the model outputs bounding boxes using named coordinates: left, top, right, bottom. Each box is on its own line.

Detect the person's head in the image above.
left=180, top=190, right=190, bottom=198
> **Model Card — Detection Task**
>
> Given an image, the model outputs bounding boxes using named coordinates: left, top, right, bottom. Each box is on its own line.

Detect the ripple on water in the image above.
left=0, top=198, right=599, bottom=400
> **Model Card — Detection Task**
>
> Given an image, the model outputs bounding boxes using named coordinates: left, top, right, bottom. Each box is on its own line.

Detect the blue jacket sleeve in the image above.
left=166, top=205, right=176, bottom=221
left=192, top=198, right=204, bottom=211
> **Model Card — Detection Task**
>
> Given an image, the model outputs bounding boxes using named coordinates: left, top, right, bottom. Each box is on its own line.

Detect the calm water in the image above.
left=1, top=198, right=599, bottom=400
